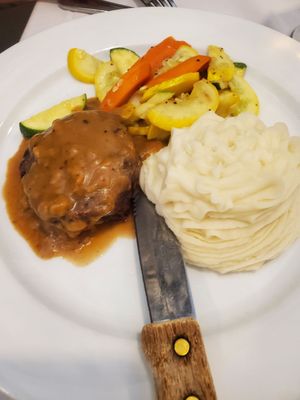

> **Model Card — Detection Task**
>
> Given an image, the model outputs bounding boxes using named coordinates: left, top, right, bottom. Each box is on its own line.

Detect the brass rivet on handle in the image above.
left=174, top=337, right=190, bottom=356
left=185, top=396, right=199, bottom=400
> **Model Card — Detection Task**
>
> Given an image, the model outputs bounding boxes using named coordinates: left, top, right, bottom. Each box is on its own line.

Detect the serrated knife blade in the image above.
left=133, top=187, right=217, bottom=400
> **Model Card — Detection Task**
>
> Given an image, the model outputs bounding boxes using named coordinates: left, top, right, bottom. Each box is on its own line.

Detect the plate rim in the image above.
left=0, top=7, right=300, bottom=400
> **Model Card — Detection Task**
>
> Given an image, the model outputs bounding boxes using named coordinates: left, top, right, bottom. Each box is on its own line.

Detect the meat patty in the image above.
left=20, top=110, right=140, bottom=237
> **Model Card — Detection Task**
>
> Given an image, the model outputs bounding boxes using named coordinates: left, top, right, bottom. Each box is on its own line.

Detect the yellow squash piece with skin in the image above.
left=128, top=126, right=149, bottom=136
left=216, top=90, right=240, bottom=117
left=67, top=48, right=100, bottom=83
left=141, top=72, right=200, bottom=101
left=127, top=124, right=169, bottom=141
left=147, top=79, right=219, bottom=131
left=147, top=125, right=170, bottom=140
left=134, top=91, right=174, bottom=119
left=229, top=75, right=259, bottom=115
left=119, top=102, right=136, bottom=120
left=207, top=45, right=235, bottom=84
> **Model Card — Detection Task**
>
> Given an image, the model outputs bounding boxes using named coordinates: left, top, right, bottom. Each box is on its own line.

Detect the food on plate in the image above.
left=110, top=47, right=140, bottom=75
left=144, top=54, right=210, bottom=89
left=147, top=79, right=219, bottom=130
left=141, top=72, right=200, bottom=102
left=140, top=112, right=300, bottom=273
left=100, top=36, right=189, bottom=111
left=207, top=45, right=235, bottom=85
left=5, top=36, right=262, bottom=264
left=68, top=37, right=259, bottom=139
left=94, top=48, right=140, bottom=102
left=67, top=49, right=100, bottom=83
left=227, top=74, right=259, bottom=116
left=20, top=110, right=140, bottom=237
left=5, top=97, right=164, bottom=262
left=19, top=94, right=87, bottom=138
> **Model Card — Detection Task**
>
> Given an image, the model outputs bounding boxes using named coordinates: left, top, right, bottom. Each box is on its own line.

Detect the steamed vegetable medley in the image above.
left=67, top=36, right=259, bottom=140
left=19, top=36, right=259, bottom=140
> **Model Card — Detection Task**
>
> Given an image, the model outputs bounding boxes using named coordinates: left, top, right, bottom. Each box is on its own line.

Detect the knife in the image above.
left=58, top=0, right=132, bottom=13
left=133, top=187, right=217, bottom=400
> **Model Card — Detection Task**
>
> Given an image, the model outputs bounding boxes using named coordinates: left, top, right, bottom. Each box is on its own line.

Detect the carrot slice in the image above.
left=101, top=61, right=151, bottom=111
left=141, top=36, right=189, bottom=74
left=146, top=55, right=211, bottom=88
left=101, top=36, right=190, bottom=111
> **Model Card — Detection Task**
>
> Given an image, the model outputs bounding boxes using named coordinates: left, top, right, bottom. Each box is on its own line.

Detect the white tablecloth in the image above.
left=22, top=0, right=300, bottom=41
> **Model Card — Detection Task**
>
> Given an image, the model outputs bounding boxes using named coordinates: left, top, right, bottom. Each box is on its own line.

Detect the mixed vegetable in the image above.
left=20, top=36, right=259, bottom=140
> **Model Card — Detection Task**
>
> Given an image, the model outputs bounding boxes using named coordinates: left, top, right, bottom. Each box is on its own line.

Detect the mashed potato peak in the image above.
left=140, top=112, right=300, bottom=273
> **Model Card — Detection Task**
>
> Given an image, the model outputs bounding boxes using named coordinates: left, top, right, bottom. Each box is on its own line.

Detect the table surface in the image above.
left=0, top=1, right=35, bottom=53
left=0, top=0, right=298, bottom=53
left=21, top=0, right=300, bottom=42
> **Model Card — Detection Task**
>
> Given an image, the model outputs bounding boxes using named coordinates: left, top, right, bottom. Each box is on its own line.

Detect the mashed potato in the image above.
left=140, top=112, right=300, bottom=273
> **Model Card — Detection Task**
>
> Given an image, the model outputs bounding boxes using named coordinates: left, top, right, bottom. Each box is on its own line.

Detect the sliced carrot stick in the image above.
left=101, top=61, right=151, bottom=111
left=141, top=36, right=189, bottom=74
left=145, top=55, right=211, bottom=88
left=101, top=36, right=190, bottom=111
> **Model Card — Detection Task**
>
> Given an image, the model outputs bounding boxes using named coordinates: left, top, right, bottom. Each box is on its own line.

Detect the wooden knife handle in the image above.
left=141, top=317, right=217, bottom=400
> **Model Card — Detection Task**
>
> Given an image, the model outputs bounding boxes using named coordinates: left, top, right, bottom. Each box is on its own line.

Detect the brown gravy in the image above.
left=3, top=102, right=165, bottom=266
left=3, top=139, right=135, bottom=265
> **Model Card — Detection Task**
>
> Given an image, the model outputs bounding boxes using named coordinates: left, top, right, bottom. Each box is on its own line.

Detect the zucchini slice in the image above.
left=233, top=62, right=247, bottom=77
left=229, top=75, right=259, bottom=115
left=19, top=94, right=87, bottom=138
left=110, top=48, right=139, bottom=75
left=94, top=61, right=120, bottom=101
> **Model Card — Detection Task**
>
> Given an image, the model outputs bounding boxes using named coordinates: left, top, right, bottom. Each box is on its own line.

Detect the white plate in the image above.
left=0, top=8, right=300, bottom=400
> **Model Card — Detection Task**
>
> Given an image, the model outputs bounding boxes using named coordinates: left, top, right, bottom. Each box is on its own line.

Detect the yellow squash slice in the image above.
left=141, top=72, right=200, bottom=102
left=147, top=79, right=219, bottom=131
left=128, top=124, right=169, bottom=141
left=67, top=48, right=100, bottom=84
left=216, top=90, right=240, bottom=117
left=128, top=126, right=149, bottom=136
left=229, top=75, right=259, bottom=115
left=147, top=125, right=170, bottom=140
left=207, top=45, right=235, bottom=85
left=134, top=91, right=174, bottom=119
